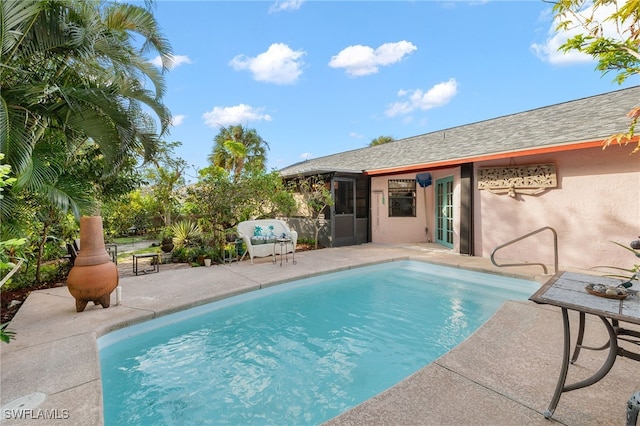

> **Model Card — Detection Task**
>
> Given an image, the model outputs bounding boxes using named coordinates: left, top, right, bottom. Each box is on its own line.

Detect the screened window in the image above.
left=388, top=179, right=416, bottom=217
left=333, top=180, right=354, bottom=215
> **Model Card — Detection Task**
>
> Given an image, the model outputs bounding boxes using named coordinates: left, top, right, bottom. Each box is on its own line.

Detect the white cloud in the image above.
left=300, top=152, right=313, bottom=160
left=349, top=132, right=364, bottom=139
left=329, top=41, right=417, bottom=77
left=202, top=104, right=272, bottom=128
left=385, top=79, right=458, bottom=117
left=269, top=0, right=304, bottom=13
left=150, top=56, right=164, bottom=68
left=171, top=114, right=186, bottom=126
left=151, top=54, right=193, bottom=69
left=531, top=2, right=622, bottom=65
left=229, top=43, right=306, bottom=85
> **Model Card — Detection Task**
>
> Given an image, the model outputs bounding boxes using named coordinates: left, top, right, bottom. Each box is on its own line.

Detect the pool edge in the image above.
left=0, top=245, right=554, bottom=426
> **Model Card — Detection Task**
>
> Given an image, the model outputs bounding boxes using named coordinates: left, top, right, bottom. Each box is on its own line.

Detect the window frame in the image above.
left=388, top=179, right=416, bottom=217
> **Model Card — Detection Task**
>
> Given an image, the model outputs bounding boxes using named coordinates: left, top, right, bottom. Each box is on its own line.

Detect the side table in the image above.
left=273, top=238, right=296, bottom=266
left=132, top=253, right=160, bottom=275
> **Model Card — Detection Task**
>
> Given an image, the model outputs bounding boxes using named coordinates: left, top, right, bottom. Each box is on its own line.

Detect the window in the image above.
left=388, top=179, right=416, bottom=217
left=333, top=179, right=354, bottom=214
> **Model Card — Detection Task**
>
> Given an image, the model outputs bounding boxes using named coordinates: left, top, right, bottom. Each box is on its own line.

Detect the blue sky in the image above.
left=145, top=0, right=639, bottom=179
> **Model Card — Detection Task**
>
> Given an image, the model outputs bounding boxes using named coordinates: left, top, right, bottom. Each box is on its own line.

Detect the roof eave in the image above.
left=364, top=139, right=621, bottom=176
left=280, top=168, right=363, bottom=178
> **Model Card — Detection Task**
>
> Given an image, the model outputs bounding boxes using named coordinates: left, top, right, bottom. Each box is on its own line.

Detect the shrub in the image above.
left=170, top=221, right=202, bottom=249
left=171, top=246, right=188, bottom=263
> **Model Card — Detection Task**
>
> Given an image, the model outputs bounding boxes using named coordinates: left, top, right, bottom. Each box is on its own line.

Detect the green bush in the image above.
left=297, top=237, right=316, bottom=246
left=170, top=221, right=202, bottom=249
left=201, top=247, right=218, bottom=260
left=43, top=241, right=66, bottom=262
left=3, top=262, right=66, bottom=291
left=171, top=246, right=188, bottom=263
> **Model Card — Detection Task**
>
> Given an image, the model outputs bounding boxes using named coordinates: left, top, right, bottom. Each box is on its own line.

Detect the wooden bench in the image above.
left=132, top=253, right=159, bottom=275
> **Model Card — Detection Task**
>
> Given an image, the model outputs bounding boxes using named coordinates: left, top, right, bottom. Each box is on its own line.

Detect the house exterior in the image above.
left=279, top=86, right=640, bottom=271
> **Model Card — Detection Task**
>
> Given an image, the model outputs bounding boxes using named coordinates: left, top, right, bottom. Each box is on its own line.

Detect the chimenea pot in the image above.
left=67, top=216, right=119, bottom=312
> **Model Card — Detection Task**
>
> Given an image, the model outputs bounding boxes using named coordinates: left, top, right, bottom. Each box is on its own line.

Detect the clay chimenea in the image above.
left=67, top=216, right=119, bottom=312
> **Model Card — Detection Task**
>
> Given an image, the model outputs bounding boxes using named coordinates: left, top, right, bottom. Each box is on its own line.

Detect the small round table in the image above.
left=273, top=238, right=296, bottom=266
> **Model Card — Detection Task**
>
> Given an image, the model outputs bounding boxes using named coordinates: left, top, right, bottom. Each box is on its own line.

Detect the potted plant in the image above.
left=203, top=247, right=217, bottom=267
left=591, top=238, right=640, bottom=288
left=236, top=239, right=245, bottom=257
left=225, top=228, right=238, bottom=243
left=171, top=246, right=186, bottom=263
left=160, top=228, right=174, bottom=253
left=197, top=250, right=206, bottom=266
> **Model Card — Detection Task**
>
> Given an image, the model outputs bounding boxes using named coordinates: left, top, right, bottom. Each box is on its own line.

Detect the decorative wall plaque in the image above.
left=477, top=163, right=557, bottom=197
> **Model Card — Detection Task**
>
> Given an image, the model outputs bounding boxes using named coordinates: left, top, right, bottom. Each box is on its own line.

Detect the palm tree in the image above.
left=0, top=0, right=173, bottom=230
left=369, top=135, right=394, bottom=147
left=209, top=125, right=270, bottom=179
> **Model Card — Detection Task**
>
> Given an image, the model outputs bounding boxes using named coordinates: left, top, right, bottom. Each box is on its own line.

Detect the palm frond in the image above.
left=0, top=0, right=44, bottom=58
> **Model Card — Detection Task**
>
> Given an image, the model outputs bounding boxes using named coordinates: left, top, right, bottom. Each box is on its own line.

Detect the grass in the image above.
left=116, top=247, right=161, bottom=262
left=110, top=235, right=154, bottom=244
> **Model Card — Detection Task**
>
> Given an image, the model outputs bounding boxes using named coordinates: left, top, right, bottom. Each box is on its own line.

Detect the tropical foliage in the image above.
left=145, top=141, right=189, bottom=228
left=0, top=0, right=173, bottom=277
left=0, top=0, right=325, bottom=299
left=0, top=323, right=16, bottom=344
left=369, top=135, right=395, bottom=147
left=185, top=168, right=296, bottom=242
left=553, top=0, right=640, bottom=152
left=209, top=125, right=270, bottom=179
left=591, top=240, right=640, bottom=286
left=101, top=190, right=155, bottom=239
left=170, top=221, right=202, bottom=249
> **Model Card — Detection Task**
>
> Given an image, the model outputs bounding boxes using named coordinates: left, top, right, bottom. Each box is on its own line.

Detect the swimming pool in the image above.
left=99, top=260, right=539, bottom=425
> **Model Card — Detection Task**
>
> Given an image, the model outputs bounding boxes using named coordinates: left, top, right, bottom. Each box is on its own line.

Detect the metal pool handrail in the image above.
left=490, top=226, right=558, bottom=275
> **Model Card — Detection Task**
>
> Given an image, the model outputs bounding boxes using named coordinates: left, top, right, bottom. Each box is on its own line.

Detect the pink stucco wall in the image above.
left=476, top=145, right=639, bottom=271
left=370, top=169, right=461, bottom=249
left=370, top=145, right=639, bottom=271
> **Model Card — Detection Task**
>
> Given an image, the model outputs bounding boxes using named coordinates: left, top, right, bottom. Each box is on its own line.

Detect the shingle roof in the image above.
left=279, top=86, right=640, bottom=177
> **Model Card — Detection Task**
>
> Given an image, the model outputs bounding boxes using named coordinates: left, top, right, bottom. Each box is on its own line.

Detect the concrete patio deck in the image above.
left=1, top=244, right=638, bottom=425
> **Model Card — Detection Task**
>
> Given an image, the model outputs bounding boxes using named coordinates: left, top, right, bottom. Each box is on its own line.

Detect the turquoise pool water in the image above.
left=99, top=260, right=539, bottom=425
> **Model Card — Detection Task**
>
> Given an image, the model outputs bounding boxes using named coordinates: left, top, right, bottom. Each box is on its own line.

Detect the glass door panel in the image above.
left=435, top=176, right=454, bottom=248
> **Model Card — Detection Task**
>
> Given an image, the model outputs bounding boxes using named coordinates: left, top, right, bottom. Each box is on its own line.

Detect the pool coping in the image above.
left=1, top=244, right=637, bottom=425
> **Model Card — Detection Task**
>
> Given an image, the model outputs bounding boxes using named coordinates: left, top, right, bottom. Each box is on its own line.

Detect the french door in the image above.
left=435, top=176, right=454, bottom=248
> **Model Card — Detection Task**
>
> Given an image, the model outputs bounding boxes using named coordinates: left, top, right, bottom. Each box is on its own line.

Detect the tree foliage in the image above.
left=0, top=0, right=173, bottom=281
left=0, top=156, right=26, bottom=290
left=369, top=135, right=395, bottom=147
left=552, top=0, right=640, bottom=152
left=144, top=140, right=188, bottom=228
left=185, top=168, right=295, bottom=245
left=209, top=125, right=270, bottom=179
left=101, top=190, right=154, bottom=238
left=1, top=0, right=173, bottom=226
left=1, top=0, right=182, bottom=264
left=289, top=176, right=334, bottom=249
